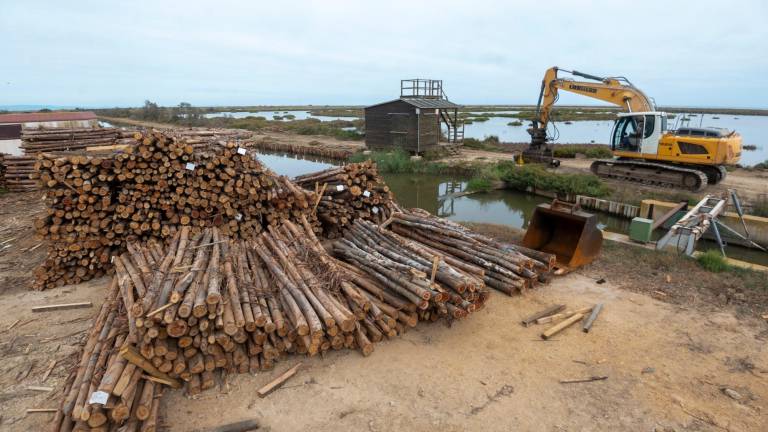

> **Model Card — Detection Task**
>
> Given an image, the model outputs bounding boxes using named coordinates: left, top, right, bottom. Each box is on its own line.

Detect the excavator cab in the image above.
left=611, top=112, right=667, bottom=155
left=522, top=199, right=603, bottom=269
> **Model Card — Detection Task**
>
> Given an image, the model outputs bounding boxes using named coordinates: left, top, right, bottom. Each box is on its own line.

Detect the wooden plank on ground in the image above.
left=257, top=363, right=301, bottom=398
left=32, top=302, right=92, bottom=313
left=521, top=304, right=565, bottom=327
left=560, top=375, right=608, bottom=384
left=26, top=408, right=58, bottom=414
left=541, top=313, right=586, bottom=340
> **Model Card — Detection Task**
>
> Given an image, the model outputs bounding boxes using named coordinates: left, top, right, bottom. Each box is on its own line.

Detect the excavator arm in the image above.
left=532, top=66, right=655, bottom=130
left=525, top=67, right=655, bottom=164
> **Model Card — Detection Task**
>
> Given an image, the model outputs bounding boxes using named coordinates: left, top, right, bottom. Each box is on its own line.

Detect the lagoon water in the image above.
left=204, top=110, right=354, bottom=122
left=463, top=113, right=767, bottom=166
left=224, top=110, right=766, bottom=166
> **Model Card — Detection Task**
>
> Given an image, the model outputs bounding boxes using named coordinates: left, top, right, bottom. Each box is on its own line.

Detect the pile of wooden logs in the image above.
left=21, top=127, right=119, bottom=153
left=335, top=219, right=489, bottom=318
left=0, top=153, right=6, bottom=190
left=3, top=155, right=38, bottom=192
left=53, top=279, right=164, bottom=432
left=247, top=138, right=354, bottom=160
left=293, top=161, right=396, bottom=238
left=52, top=205, right=550, bottom=429
left=32, top=130, right=318, bottom=290
left=153, top=128, right=254, bottom=151
left=387, top=209, right=556, bottom=295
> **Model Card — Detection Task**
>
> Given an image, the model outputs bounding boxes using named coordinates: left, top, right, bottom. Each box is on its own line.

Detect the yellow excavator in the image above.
left=524, top=66, right=742, bottom=191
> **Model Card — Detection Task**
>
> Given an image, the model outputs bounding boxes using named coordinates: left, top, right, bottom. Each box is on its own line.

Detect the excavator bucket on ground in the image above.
left=522, top=199, right=603, bottom=269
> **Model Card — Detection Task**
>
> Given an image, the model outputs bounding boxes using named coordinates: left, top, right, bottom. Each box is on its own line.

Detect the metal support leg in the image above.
left=715, top=220, right=767, bottom=252
left=710, top=220, right=727, bottom=257
left=729, top=190, right=752, bottom=240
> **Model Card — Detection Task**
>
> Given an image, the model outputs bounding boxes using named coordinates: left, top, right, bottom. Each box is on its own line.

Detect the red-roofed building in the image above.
left=0, top=111, right=98, bottom=155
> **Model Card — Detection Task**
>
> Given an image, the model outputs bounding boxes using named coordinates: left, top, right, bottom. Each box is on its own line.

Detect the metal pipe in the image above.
left=571, top=70, right=606, bottom=82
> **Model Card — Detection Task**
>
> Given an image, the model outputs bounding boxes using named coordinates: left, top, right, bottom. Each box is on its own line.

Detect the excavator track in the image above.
left=717, top=165, right=728, bottom=183
left=590, top=159, right=708, bottom=191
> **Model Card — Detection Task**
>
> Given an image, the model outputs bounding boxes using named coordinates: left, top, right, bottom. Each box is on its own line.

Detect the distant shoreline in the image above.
left=2, top=104, right=767, bottom=116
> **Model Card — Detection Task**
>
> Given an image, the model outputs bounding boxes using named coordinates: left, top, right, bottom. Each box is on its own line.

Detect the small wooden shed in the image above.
left=364, top=79, right=463, bottom=153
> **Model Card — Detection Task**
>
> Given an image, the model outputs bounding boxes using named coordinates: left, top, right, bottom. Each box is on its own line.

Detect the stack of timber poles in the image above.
left=4, top=155, right=38, bottom=192
left=247, top=138, right=353, bottom=160
left=54, top=279, right=165, bottom=432
left=54, top=213, right=494, bottom=430
left=31, top=130, right=319, bottom=290
left=335, top=219, right=489, bottom=319
left=21, top=127, right=119, bottom=153
left=293, top=161, right=396, bottom=238
left=0, top=153, right=6, bottom=190
left=163, top=128, right=254, bottom=151
left=387, top=209, right=556, bottom=295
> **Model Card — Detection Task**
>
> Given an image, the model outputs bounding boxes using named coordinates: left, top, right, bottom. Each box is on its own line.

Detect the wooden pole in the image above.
left=257, top=363, right=301, bottom=398
left=541, top=313, right=585, bottom=340
left=582, top=303, right=603, bottom=333
left=521, top=304, right=565, bottom=327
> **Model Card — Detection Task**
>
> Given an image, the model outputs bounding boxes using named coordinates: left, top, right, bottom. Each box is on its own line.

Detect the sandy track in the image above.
left=4, top=273, right=766, bottom=431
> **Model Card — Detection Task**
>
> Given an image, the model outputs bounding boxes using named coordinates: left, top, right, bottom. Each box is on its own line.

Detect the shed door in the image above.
left=390, top=113, right=410, bottom=148
left=0, top=124, right=21, bottom=139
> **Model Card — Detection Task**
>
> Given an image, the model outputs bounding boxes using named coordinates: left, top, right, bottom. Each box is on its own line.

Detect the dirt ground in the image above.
left=463, top=223, right=768, bottom=319
left=1, top=191, right=767, bottom=431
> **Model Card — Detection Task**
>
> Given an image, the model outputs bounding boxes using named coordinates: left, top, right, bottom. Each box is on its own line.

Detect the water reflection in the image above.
left=252, top=151, right=339, bottom=177
left=383, top=173, right=631, bottom=233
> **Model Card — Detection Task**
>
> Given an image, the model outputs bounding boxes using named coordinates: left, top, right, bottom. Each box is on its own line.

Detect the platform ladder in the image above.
left=439, top=109, right=464, bottom=144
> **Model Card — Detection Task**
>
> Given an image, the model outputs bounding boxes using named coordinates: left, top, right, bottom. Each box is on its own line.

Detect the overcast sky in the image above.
left=2, top=0, right=766, bottom=108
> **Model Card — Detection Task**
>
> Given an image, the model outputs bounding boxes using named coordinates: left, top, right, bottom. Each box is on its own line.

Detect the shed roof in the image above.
left=0, top=111, right=97, bottom=124
left=366, top=98, right=461, bottom=110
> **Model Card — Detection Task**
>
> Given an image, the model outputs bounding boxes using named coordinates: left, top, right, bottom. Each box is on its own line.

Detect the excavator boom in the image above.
left=533, top=67, right=655, bottom=130
left=527, top=67, right=655, bottom=162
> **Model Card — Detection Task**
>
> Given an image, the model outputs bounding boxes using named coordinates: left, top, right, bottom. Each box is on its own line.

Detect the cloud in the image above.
left=1, top=0, right=766, bottom=107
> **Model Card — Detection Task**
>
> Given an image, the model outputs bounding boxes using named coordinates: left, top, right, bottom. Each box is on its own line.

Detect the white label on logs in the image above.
left=372, top=206, right=379, bottom=214
left=237, top=147, right=247, bottom=155
left=185, top=163, right=196, bottom=171
left=336, top=185, right=345, bottom=191
left=110, top=256, right=115, bottom=263
left=363, top=190, right=371, bottom=197
left=235, top=213, right=243, bottom=221
left=89, top=390, right=109, bottom=405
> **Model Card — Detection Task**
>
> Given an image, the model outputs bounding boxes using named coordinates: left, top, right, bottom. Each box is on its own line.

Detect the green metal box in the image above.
left=629, top=217, right=654, bottom=243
